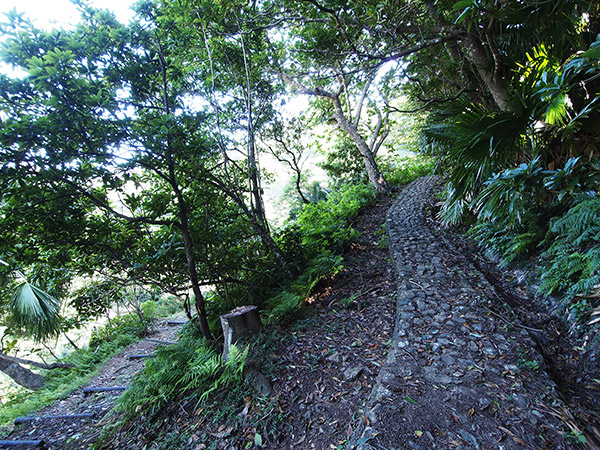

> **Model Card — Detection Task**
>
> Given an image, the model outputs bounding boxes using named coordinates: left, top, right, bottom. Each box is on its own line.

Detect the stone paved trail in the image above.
left=352, top=177, right=574, bottom=450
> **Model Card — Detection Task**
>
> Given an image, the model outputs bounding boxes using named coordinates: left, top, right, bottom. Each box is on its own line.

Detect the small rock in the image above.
left=326, top=353, right=342, bottom=364
left=458, top=430, right=479, bottom=449
left=441, top=354, right=456, bottom=365
left=478, top=398, right=491, bottom=411
left=344, top=366, right=363, bottom=381
left=423, top=366, right=453, bottom=385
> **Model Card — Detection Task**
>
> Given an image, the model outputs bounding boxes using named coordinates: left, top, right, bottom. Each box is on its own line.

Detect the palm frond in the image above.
left=9, top=281, right=62, bottom=342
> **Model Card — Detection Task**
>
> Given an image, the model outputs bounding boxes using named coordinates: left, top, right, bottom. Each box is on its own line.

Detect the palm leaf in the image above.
left=9, top=281, right=62, bottom=342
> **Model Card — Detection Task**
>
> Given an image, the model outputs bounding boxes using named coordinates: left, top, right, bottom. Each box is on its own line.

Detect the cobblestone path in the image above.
left=353, top=177, right=573, bottom=449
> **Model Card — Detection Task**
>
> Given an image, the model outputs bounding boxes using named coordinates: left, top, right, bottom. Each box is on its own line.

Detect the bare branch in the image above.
left=385, top=89, right=469, bottom=113
left=0, top=352, right=74, bottom=370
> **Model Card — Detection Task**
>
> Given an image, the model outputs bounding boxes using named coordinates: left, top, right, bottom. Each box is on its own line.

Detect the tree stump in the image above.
left=220, top=305, right=261, bottom=359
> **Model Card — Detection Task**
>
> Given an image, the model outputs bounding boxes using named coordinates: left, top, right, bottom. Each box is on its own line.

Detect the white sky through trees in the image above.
left=0, top=0, right=135, bottom=30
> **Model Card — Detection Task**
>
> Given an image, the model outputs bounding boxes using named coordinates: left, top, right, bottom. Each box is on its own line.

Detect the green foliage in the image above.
left=318, top=137, right=367, bottom=185
left=380, top=156, right=434, bottom=187
left=265, top=254, right=343, bottom=323
left=8, top=281, right=62, bottom=342
left=474, top=158, right=545, bottom=228
left=565, top=430, right=587, bottom=444
left=375, top=224, right=388, bottom=249
left=539, top=198, right=600, bottom=313
left=70, top=280, right=123, bottom=322
left=88, top=313, right=147, bottom=349
left=339, top=293, right=359, bottom=308
left=140, top=296, right=180, bottom=320
left=296, top=183, right=376, bottom=255
left=118, top=324, right=247, bottom=419
left=425, top=101, right=531, bottom=224
left=265, top=181, right=374, bottom=322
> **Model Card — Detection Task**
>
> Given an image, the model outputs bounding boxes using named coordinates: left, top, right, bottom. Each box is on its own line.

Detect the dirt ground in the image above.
left=2, top=186, right=599, bottom=450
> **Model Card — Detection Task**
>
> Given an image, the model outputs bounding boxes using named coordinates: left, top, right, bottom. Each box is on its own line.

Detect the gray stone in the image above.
left=458, top=430, right=479, bottom=449
left=344, top=366, right=363, bottom=381
left=441, top=354, right=456, bottom=365
left=423, top=366, right=453, bottom=385
left=326, top=352, right=342, bottom=364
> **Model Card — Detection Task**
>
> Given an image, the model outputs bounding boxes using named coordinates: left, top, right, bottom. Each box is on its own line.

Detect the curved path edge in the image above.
left=351, top=177, right=571, bottom=450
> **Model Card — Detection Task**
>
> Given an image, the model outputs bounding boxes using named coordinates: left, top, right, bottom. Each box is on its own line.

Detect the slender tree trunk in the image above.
left=330, top=96, right=390, bottom=193
left=156, top=39, right=213, bottom=341
left=179, top=223, right=213, bottom=340
left=0, top=353, right=45, bottom=390
left=238, top=16, right=269, bottom=232
left=204, top=173, right=297, bottom=279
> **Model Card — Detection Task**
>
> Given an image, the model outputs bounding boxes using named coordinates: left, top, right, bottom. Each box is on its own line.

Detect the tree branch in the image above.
left=0, top=352, right=74, bottom=370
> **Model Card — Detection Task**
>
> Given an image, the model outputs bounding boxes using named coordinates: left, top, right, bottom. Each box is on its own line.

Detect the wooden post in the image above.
left=220, top=305, right=261, bottom=359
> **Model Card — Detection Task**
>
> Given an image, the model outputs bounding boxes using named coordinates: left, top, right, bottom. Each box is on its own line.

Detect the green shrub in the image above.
left=118, top=323, right=247, bottom=419
left=539, top=198, right=600, bottom=313
left=140, top=295, right=180, bottom=320
left=381, top=156, right=434, bottom=186
left=468, top=157, right=599, bottom=323
left=296, top=183, right=376, bottom=255
left=88, top=313, right=146, bottom=348
left=265, top=254, right=343, bottom=323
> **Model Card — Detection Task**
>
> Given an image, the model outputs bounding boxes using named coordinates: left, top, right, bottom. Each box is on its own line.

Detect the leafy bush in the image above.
left=381, top=156, right=434, bottom=186
left=539, top=198, right=600, bottom=315
left=318, top=136, right=367, bottom=185
left=140, top=295, right=180, bottom=320
left=265, top=254, right=343, bottom=323
left=468, top=156, right=599, bottom=324
left=264, top=182, right=373, bottom=322
left=88, top=313, right=146, bottom=348
left=296, top=183, right=376, bottom=255
left=118, top=323, right=247, bottom=419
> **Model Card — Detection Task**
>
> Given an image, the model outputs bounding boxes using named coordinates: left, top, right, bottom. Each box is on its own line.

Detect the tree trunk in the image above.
left=331, top=96, right=390, bottom=193
left=204, top=172, right=298, bottom=279
left=238, top=16, right=269, bottom=233
left=180, top=223, right=213, bottom=341
left=463, top=33, right=513, bottom=112
left=0, top=353, right=45, bottom=391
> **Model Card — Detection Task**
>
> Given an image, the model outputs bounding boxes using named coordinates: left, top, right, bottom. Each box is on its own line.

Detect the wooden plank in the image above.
left=0, top=440, right=45, bottom=448
left=166, top=320, right=188, bottom=325
left=127, top=353, right=156, bottom=360
left=82, top=386, right=126, bottom=395
left=14, top=413, right=95, bottom=425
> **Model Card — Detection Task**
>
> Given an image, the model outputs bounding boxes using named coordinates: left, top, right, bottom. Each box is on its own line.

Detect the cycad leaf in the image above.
left=10, top=282, right=62, bottom=341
